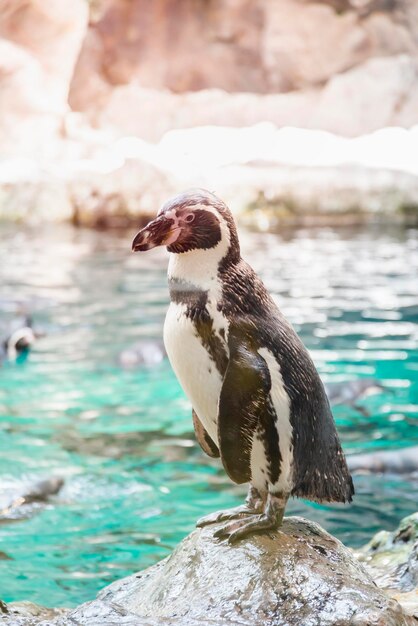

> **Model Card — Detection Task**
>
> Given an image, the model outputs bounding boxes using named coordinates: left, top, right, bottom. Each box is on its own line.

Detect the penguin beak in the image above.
left=132, top=215, right=181, bottom=252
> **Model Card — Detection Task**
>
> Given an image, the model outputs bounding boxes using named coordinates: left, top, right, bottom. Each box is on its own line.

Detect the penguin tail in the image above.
left=292, top=473, right=354, bottom=504
left=291, top=447, right=355, bottom=504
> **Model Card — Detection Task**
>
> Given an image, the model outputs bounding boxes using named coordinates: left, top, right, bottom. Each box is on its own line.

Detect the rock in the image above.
left=0, top=142, right=176, bottom=227
left=0, top=38, right=62, bottom=159
left=0, top=516, right=415, bottom=625
left=69, top=0, right=418, bottom=98
left=0, top=0, right=87, bottom=101
left=355, top=512, right=418, bottom=618
left=0, top=601, right=67, bottom=626
left=312, top=55, right=418, bottom=136
left=0, top=175, right=74, bottom=224
left=0, top=0, right=88, bottom=157
left=86, top=55, right=418, bottom=140
left=68, top=0, right=418, bottom=137
left=2, top=123, right=418, bottom=227
left=310, top=1, right=397, bottom=17
left=92, top=84, right=319, bottom=142
left=2, top=2, right=418, bottom=225
left=65, top=518, right=413, bottom=625
left=390, top=591, right=418, bottom=621
left=65, top=28, right=112, bottom=115
left=69, top=0, right=267, bottom=98
left=0, top=0, right=417, bottom=183
left=348, top=447, right=418, bottom=474
left=71, top=124, right=418, bottom=230
left=262, top=0, right=368, bottom=91
left=68, top=157, right=176, bottom=229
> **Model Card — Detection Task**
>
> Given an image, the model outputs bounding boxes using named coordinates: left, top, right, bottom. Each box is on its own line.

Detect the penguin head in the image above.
left=5, top=326, right=36, bottom=359
left=132, top=189, right=240, bottom=262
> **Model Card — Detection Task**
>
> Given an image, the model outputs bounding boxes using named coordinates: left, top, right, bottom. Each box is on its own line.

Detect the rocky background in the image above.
left=70, top=0, right=418, bottom=138
left=1, top=0, right=418, bottom=225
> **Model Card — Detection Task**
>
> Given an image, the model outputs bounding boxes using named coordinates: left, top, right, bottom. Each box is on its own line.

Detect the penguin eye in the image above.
left=184, top=213, right=195, bottom=223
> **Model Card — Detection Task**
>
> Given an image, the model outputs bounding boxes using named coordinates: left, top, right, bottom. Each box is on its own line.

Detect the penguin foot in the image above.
left=212, top=513, right=280, bottom=544
left=213, top=493, right=287, bottom=544
left=196, top=504, right=261, bottom=528
left=196, top=484, right=264, bottom=528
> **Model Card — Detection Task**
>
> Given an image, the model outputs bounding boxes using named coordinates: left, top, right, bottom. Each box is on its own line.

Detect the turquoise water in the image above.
left=0, top=223, right=417, bottom=608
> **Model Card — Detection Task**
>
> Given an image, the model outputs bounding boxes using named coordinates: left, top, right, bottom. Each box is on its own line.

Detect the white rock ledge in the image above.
left=1, top=123, right=418, bottom=228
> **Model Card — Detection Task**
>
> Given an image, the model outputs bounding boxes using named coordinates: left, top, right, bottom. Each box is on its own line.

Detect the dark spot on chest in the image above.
left=169, top=278, right=228, bottom=376
left=193, top=310, right=228, bottom=376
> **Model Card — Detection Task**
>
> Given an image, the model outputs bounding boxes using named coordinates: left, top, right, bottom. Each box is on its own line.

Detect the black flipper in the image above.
left=217, top=328, right=272, bottom=484
left=192, top=409, right=220, bottom=458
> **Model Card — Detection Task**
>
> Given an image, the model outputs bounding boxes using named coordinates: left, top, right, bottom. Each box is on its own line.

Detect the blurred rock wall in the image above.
left=1, top=0, right=418, bottom=151
left=72, top=0, right=418, bottom=94
left=0, top=0, right=88, bottom=157
left=67, top=0, right=418, bottom=137
left=1, top=0, right=418, bottom=225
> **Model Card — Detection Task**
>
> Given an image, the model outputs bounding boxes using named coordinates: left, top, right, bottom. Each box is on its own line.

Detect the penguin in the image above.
left=0, top=316, right=36, bottom=362
left=0, top=477, right=63, bottom=522
left=347, top=445, right=418, bottom=475
left=132, top=189, right=354, bottom=543
left=325, top=379, right=388, bottom=416
left=118, top=339, right=166, bottom=369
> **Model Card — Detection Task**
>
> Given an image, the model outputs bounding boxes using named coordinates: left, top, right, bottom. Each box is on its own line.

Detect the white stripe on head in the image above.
left=161, top=208, right=180, bottom=228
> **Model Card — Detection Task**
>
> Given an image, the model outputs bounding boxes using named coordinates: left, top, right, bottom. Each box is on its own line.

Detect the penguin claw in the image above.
left=196, top=505, right=257, bottom=528
left=213, top=521, right=243, bottom=540
left=213, top=516, right=263, bottom=541
left=213, top=513, right=282, bottom=543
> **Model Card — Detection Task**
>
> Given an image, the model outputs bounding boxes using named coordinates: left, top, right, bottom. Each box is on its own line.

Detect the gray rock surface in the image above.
left=355, top=512, right=418, bottom=619
left=2, top=516, right=413, bottom=626
left=356, top=512, right=418, bottom=591
left=0, top=601, right=66, bottom=626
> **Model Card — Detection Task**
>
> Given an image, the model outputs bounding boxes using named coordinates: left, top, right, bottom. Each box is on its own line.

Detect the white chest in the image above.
left=163, top=299, right=229, bottom=446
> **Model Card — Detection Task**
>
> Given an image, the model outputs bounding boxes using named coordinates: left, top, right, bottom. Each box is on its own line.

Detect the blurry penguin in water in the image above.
left=0, top=316, right=36, bottom=362
left=118, top=340, right=166, bottom=369
left=325, top=379, right=388, bottom=416
left=132, top=189, right=354, bottom=542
